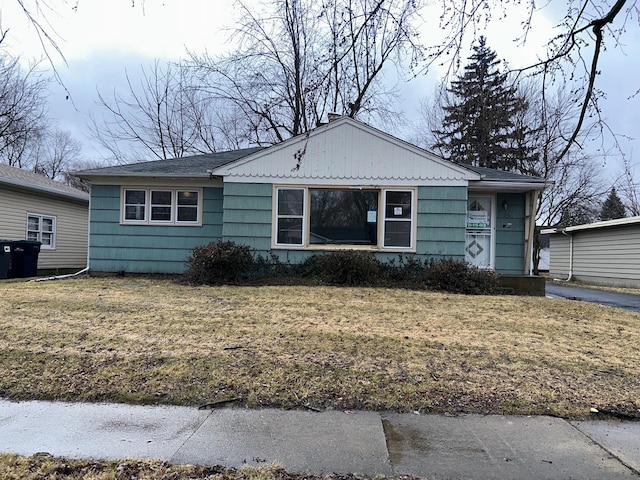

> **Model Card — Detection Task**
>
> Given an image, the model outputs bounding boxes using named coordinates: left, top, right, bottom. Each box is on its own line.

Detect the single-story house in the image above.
left=0, top=163, right=89, bottom=274
left=542, top=216, right=640, bottom=288
left=77, top=117, right=546, bottom=276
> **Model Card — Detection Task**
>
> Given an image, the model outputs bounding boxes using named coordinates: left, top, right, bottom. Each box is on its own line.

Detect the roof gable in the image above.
left=0, top=163, right=89, bottom=202
left=212, top=117, right=479, bottom=186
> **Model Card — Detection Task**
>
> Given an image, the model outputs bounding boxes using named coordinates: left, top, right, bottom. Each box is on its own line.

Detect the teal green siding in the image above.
left=416, top=186, right=466, bottom=261
left=254, top=185, right=468, bottom=265
left=223, top=184, right=469, bottom=265
left=221, top=183, right=273, bottom=252
left=89, top=185, right=223, bottom=274
left=89, top=182, right=527, bottom=275
left=495, top=192, right=526, bottom=274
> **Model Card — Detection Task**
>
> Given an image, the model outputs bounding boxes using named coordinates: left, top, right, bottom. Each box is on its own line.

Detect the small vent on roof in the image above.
left=327, top=113, right=342, bottom=122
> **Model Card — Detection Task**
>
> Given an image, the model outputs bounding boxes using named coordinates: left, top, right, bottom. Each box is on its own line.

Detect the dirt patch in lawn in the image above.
left=1, top=276, right=639, bottom=419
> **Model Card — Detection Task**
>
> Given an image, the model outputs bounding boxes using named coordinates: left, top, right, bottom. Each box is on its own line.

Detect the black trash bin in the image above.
left=11, top=240, right=41, bottom=278
left=0, top=239, right=11, bottom=279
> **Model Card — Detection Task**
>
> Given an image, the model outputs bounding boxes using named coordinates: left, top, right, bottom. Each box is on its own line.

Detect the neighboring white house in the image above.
left=0, top=163, right=89, bottom=274
left=542, top=216, right=640, bottom=288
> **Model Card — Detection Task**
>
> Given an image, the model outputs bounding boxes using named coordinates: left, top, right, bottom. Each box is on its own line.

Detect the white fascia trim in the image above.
left=88, top=176, right=221, bottom=187
left=542, top=215, right=640, bottom=234
left=221, top=175, right=470, bottom=187
left=468, top=180, right=548, bottom=192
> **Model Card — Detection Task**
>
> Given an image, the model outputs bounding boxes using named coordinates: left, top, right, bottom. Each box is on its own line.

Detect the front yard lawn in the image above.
left=1, top=276, right=638, bottom=419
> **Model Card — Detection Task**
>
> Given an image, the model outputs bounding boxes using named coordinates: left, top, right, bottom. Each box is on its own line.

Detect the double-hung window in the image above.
left=122, top=188, right=202, bottom=225
left=274, top=187, right=415, bottom=250
left=26, top=213, right=56, bottom=249
left=383, top=190, right=413, bottom=247
left=124, top=190, right=146, bottom=221
left=177, top=191, right=199, bottom=222
left=276, top=188, right=304, bottom=245
left=150, top=190, right=172, bottom=222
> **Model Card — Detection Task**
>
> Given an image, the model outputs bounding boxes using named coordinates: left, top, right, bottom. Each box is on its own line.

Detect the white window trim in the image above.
left=120, top=187, right=203, bottom=226
left=382, top=188, right=415, bottom=249
left=26, top=213, right=56, bottom=250
left=149, top=189, right=173, bottom=224
left=272, top=185, right=417, bottom=252
left=274, top=187, right=305, bottom=247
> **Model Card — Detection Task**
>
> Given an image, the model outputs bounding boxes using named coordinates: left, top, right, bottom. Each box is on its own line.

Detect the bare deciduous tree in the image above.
left=523, top=83, right=606, bottom=227
left=618, top=157, right=640, bottom=216
left=0, top=54, right=49, bottom=167
left=188, top=0, right=424, bottom=145
left=32, top=128, right=83, bottom=181
left=89, top=0, right=424, bottom=157
left=89, top=61, right=241, bottom=163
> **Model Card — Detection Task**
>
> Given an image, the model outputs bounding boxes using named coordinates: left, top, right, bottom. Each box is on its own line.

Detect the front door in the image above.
left=465, top=195, right=494, bottom=269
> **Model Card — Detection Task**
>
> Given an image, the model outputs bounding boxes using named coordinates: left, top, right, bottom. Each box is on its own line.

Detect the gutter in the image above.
left=467, top=180, right=548, bottom=192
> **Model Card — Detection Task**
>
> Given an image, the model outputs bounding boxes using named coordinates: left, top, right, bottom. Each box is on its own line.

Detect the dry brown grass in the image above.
left=0, top=454, right=327, bottom=480
left=1, top=276, right=639, bottom=419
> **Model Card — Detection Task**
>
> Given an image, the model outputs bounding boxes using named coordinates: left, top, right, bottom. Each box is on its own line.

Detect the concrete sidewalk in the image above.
left=1, top=400, right=639, bottom=479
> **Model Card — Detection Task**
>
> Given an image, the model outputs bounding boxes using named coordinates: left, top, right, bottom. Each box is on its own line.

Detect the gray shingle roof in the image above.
left=463, top=165, right=546, bottom=184
left=76, top=148, right=265, bottom=178
left=0, top=163, right=89, bottom=202
left=75, top=145, right=545, bottom=186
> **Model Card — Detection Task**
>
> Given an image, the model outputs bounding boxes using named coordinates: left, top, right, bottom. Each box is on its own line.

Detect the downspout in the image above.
left=557, top=230, right=573, bottom=282
left=32, top=266, right=89, bottom=282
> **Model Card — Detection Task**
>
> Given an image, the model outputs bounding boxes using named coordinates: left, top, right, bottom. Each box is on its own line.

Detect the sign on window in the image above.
left=467, top=211, right=490, bottom=229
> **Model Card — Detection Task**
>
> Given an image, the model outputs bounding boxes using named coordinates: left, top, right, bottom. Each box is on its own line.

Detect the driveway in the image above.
left=546, top=283, right=640, bottom=313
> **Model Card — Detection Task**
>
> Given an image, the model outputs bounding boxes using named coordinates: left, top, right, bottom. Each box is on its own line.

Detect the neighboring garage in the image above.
left=542, top=216, right=640, bottom=288
left=0, top=163, right=89, bottom=276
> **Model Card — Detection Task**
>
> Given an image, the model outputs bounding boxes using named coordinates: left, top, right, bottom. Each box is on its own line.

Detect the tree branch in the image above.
left=555, top=0, right=628, bottom=163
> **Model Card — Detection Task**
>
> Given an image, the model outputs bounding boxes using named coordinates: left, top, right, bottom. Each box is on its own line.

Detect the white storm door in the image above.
left=465, top=195, right=494, bottom=269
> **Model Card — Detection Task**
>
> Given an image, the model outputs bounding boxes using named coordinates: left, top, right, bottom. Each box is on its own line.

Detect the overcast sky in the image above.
left=2, top=0, right=637, bottom=184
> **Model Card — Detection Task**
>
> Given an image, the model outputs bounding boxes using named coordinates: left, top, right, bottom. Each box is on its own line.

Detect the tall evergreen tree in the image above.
left=600, top=187, right=626, bottom=221
left=433, top=37, right=534, bottom=172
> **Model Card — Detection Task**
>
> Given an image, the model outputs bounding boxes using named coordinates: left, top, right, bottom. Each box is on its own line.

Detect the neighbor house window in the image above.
left=26, top=213, right=56, bottom=249
left=274, top=187, right=415, bottom=250
left=121, top=188, right=202, bottom=225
